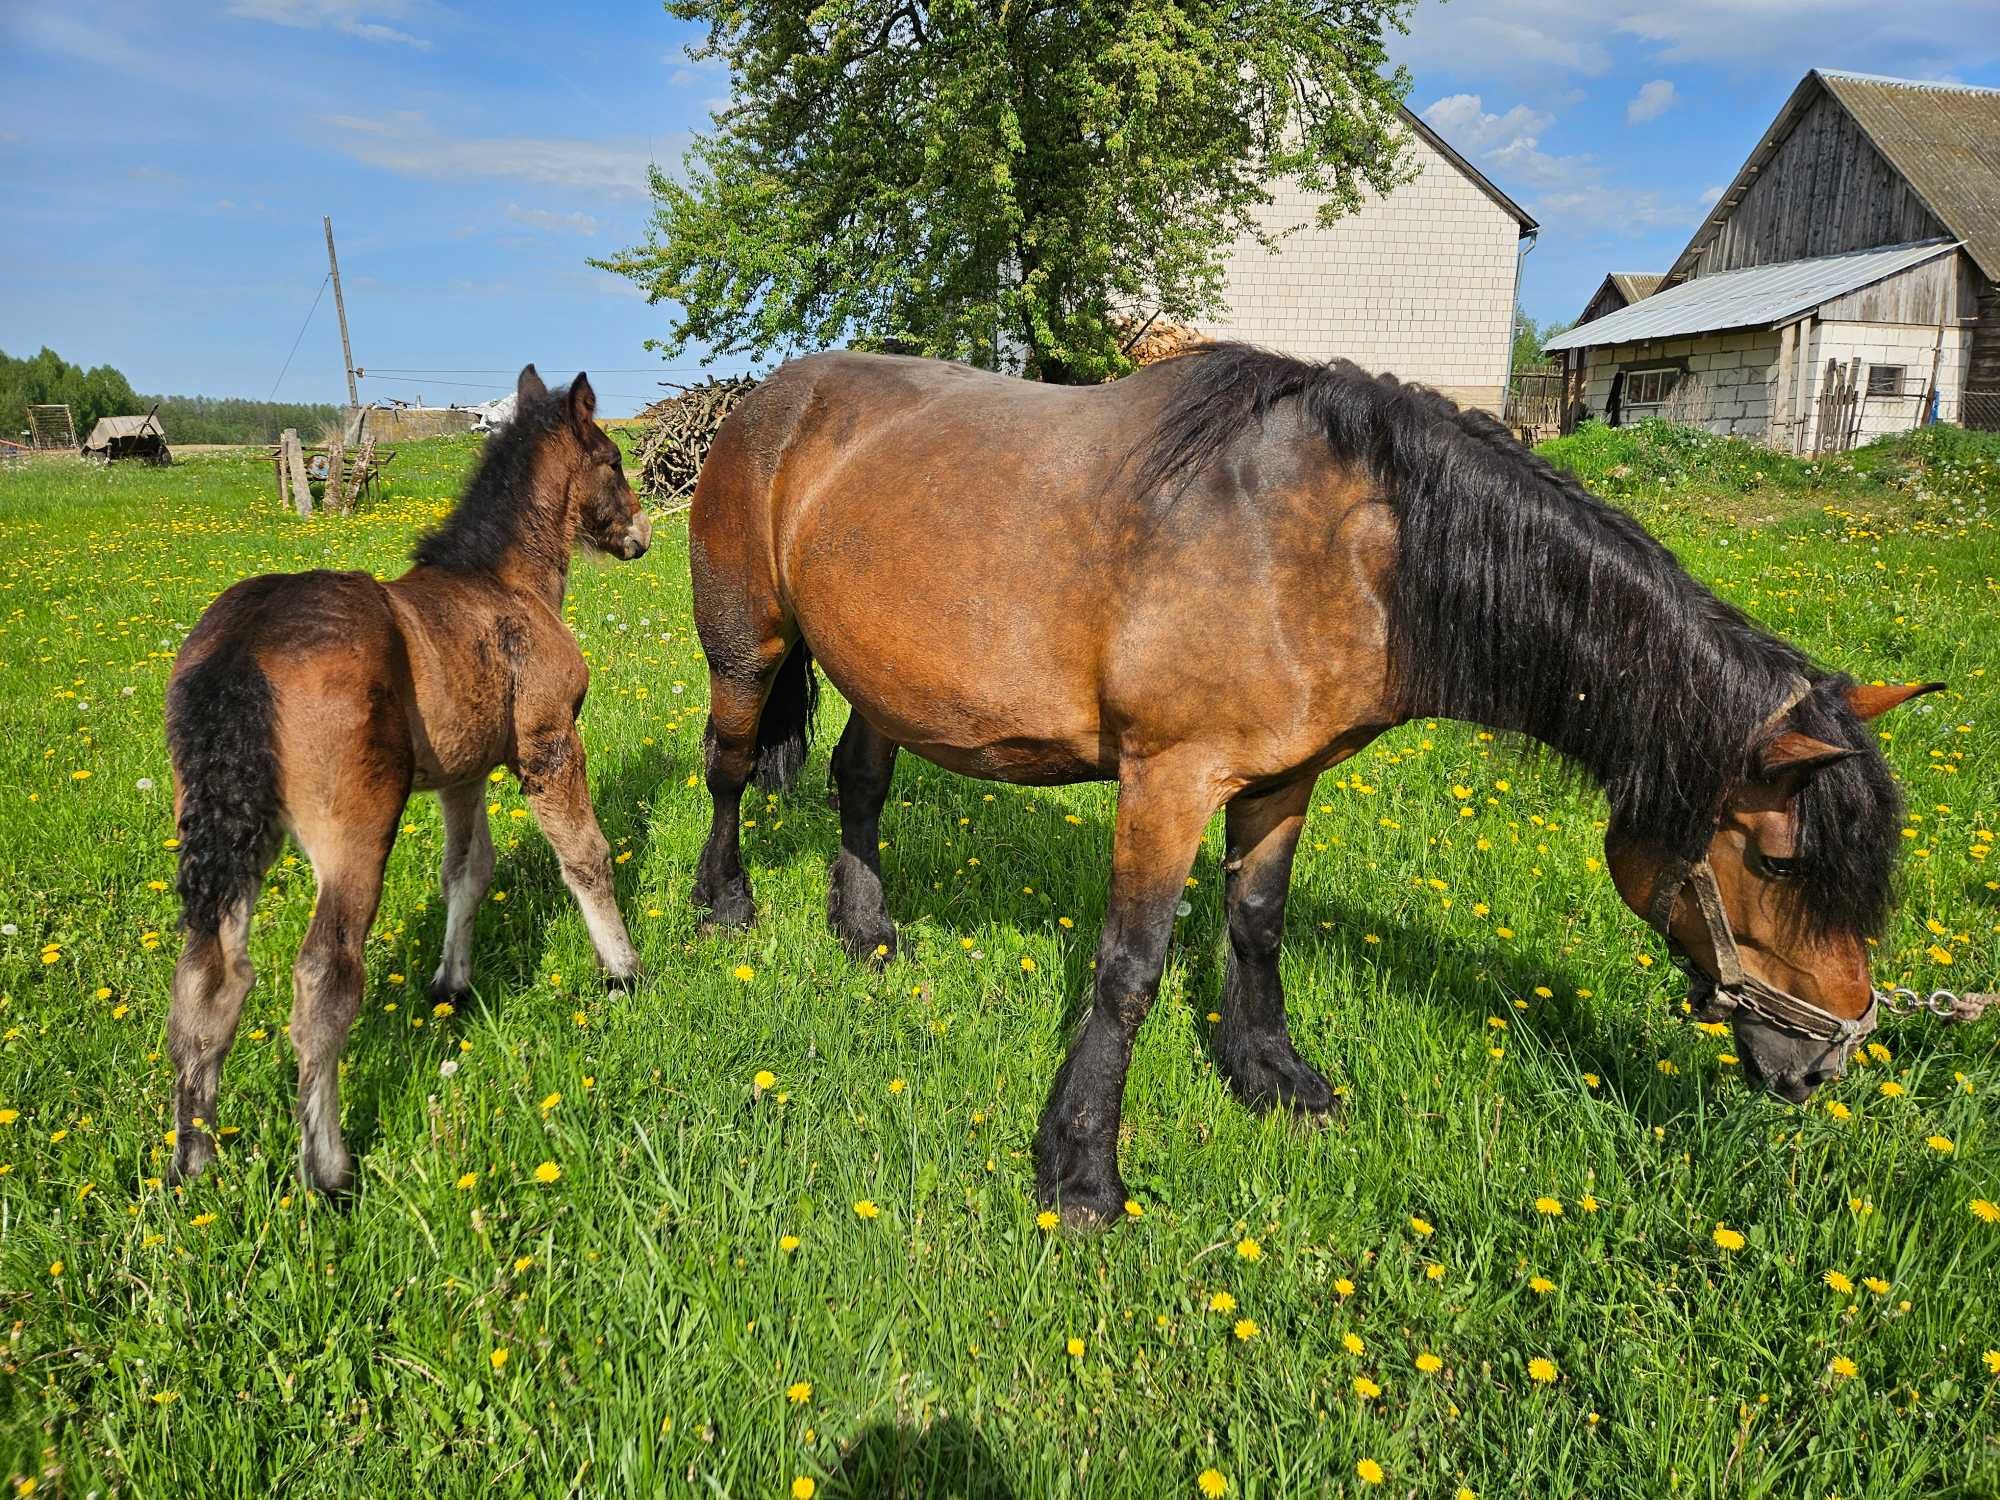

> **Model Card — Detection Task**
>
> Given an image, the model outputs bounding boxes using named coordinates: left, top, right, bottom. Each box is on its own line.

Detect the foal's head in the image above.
left=516, top=364, right=652, bottom=560
left=1605, top=680, right=1938, bottom=1102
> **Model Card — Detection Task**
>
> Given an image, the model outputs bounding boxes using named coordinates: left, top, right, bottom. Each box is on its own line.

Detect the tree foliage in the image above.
left=1, top=347, right=139, bottom=441
left=602, top=0, right=1416, bottom=382
left=2, top=348, right=342, bottom=446
left=1511, top=305, right=1571, bottom=374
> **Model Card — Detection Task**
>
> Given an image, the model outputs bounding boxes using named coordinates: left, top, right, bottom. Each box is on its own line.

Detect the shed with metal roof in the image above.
left=1548, top=69, right=1999, bottom=450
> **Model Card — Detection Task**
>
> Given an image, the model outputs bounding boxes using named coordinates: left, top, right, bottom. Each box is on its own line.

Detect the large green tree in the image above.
left=601, top=0, right=1416, bottom=382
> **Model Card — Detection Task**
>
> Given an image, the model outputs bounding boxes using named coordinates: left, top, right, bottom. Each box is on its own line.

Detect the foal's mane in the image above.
left=1133, top=342, right=1903, bottom=939
left=411, top=385, right=572, bottom=572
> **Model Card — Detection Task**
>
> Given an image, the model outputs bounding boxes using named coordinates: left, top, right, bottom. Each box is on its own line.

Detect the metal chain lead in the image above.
left=1874, top=987, right=1998, bottom=1023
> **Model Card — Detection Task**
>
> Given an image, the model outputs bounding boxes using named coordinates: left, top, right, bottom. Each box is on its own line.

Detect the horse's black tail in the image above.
left=752, top=641, right=818, bottom=793
left=166, top=641, right=280, bottom=937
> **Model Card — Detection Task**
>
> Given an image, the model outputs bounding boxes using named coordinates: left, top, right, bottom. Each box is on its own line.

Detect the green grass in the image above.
left=1, top=433, right=1996, bottom=1497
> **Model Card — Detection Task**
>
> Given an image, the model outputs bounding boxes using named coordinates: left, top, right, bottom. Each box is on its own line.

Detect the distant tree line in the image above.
left=3, top=346, right=340, bottom=446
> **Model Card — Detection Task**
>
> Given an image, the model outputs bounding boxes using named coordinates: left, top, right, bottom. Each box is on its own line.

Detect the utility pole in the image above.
left=323, top=215, right=359, bottom=408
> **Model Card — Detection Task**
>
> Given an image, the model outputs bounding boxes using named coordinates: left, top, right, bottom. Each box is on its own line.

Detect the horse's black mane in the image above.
left=1134, top=342, right=1903, bottom=940
left=411, top=385, right=571, bottom=571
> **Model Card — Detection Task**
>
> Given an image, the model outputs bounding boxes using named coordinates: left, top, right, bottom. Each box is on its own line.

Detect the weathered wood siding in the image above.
left=1578, top=282, right=1629, bottom=325
left=1814, top=249, right=1977, bottom=323
left=1688, top=92, right=1949, bottom=278
left=1970, top=279, right=2000, bottom=393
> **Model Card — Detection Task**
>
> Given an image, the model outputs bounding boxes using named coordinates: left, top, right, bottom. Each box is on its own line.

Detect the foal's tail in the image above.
left=752, top=641, right=818, bottom=793
left=166, top=639, right=280, bottom=937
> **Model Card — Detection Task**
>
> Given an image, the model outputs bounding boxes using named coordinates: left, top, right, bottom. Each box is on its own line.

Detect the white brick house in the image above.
left=1191, top=108, right=1538, bottom=413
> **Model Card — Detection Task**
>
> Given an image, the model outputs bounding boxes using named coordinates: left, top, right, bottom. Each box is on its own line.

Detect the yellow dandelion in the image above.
left=1356, top=1458, right=1384, bottom=1485
left=1829, top=1355, right=1858, bottom=1380
left=455, top=1171, right=478, bottom=1190
left=1972, top=1199, right=2000, bottom=1224
left=1353, top=1375, right=1381, bottom=1398
left=1416, top=1351, right=1443, bottom=1373
left=787, top=1380, right=812, bottom=1405
left=1824, top=1270, right=1854, bottom=1294
left=753, top=1069, right=777, bottom=1091
left=1197, top=1470, right=1229, bottom=1498
left=1927, top=1135, right=1954, bottom=1154
left=490, top=1348, right=509, bottom=1370
left=1409, top=1215, right=1434, bottom=1237
left=1334, top=1276, right=1356, bottom=1297
left=1065, top=1337, right=1085, bottom=1358
left=854, top=1199, right=880, bottom=1219
left=1342, top=1332, right=1365, bottom=1355
left=1233, top=1318, right=1259, bottom=1341
left=791, top=1479, right=816, bottom=1500
left=1235, top=1236, right=1262, bottom=1261
left=1527, top=1356, right=1557, bottom=1384
left=1208, top=1290, right=1237, bottom=1313
left=1712, top=1224, right=1746, bottom=1252
left=533, top=1160, right=561, bottom=1184
left=1529, top=1275, right=1555, bottom=1295
left=1534, top=1195, right=1563, bottom=1217
left=1862, top=1276, right=1889, bottom=1295
left=1036, top=1210, right=1060, bottom=1231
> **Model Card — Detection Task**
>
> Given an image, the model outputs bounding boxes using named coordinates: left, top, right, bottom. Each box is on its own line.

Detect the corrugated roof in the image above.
left=1543, top=239, right=1958, bottom=351
left=1611, top=273, right=1664, bottom=303
left=81, top=414, right=165, bottom=447
left=1818, top=72, right=2000, bottom=281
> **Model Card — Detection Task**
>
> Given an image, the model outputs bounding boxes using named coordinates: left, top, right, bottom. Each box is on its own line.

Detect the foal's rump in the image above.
left=167, top=570, right=410, bottom=930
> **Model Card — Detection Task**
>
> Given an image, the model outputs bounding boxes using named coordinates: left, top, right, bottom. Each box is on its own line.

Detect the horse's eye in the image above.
left=1756, top=851, right=1800, bottom=880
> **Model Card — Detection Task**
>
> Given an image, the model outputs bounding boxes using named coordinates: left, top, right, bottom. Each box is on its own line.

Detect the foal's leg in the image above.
left=519, top=727, right=640, bottom=983
left=1035, top=761, right=1217, bottom=1225
left=428, top=780, right=494, bottom=1006
left=290, top=803, right=400, bottom=1195
left=167, top=890, right=262, bottom=1183
left=1215, top=780, right=1335, bottom=1114
left=826, top=713, right=900, bottom=963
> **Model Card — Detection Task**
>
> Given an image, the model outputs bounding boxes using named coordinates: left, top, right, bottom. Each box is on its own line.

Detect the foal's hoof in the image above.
left=835, top=920, right=897, bottom=968
left=167, top=1133, right=218, bottom=1186
left=604, top=964, right=643, bottom=993
left=427, top=979, right=471, bottom=1010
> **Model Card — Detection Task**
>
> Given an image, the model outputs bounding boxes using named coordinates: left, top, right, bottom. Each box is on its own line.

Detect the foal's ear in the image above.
left=1845, top=681, right=1944, bottom=720
left=1759, top=731, right=1857, bottom=778
left=567, top=372, right=597, bottom=434
left=517, top=364, right=548, bottom=402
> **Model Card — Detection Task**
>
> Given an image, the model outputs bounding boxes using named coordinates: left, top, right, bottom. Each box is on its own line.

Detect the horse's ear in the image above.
left=1846, top=681, right=1944, bottom=720
left=1760, top=731, right=1857, bottom=778
left=567, top=372, right=597, bottom=432
left=517, top=364, right=547, bottom=402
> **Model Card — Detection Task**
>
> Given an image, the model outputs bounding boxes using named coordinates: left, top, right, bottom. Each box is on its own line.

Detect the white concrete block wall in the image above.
left=1807, top=321, right=1972, bottom=439
left=1197, top=130, right=1524, bottom=413
left=1578, top=330, right=1782, bottom=440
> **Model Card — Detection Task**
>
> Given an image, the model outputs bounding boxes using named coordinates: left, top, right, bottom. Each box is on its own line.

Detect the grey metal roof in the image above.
left=1542, top=238, right=1957, bottom=352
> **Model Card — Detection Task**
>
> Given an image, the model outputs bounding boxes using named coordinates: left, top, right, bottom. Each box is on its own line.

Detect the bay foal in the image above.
left=165, top=367, right=650, bottom=1192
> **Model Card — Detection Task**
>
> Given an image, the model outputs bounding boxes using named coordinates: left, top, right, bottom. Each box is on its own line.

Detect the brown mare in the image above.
left=690, top=343, right=1936, bottom=1224
left=165, top=368, right=650, bottom=1193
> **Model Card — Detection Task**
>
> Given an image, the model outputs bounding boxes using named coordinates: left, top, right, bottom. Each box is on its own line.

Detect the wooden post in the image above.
left=325, top=438, right=346, bottom=513
left=282, top=429, right=313, bottom=516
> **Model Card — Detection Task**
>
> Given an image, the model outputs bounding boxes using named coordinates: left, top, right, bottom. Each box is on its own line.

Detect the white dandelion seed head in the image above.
left=438, top=1058, right=460, bottom=1078
left=135, top=778, right=154, bottom=792
left=1, top=923, right=16, bottom=937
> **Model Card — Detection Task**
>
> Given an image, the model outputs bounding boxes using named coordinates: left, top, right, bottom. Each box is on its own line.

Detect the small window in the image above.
left=1623, top=367, right=1680, bottom=412
left=1866, top=364, right=1906, bottom=397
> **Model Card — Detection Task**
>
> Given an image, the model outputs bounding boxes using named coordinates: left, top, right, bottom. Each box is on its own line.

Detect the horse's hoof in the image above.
left=427, top=979, right=471, bottom=1010
left=1058, top=1198, right=1125, bottom=1232
left=693, top=877, right=756, bottom=930
left=604, top=964, right=642, bottom=993
left=1225, top=1043, right=1340, bottom=1118
left=167, top=1136, right=217, bottom=1186
left=837, top=923, right=898, bottom=967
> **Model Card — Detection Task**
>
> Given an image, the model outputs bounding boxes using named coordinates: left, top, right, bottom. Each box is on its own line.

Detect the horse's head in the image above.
left=518, top=364, right=651, bottom=561
left=1605, top=679, right=1941, bottom=1103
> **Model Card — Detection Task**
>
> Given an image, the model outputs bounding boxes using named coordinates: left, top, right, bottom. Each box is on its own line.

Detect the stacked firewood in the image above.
left=1114, top=316, right=1209, bottom=370
left=632, top=376, right=761, bottom=504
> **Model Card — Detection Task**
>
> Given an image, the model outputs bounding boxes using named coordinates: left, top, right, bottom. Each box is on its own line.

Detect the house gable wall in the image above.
left=1198, top=127, right=1523, bottom=412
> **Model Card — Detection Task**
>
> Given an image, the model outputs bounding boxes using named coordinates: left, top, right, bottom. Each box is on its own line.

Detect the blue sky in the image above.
left=4, top=0, right=1997, bottom=414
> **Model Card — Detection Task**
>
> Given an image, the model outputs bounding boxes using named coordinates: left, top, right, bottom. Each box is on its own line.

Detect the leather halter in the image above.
left=1644, top=676, right=1880, bottom=1053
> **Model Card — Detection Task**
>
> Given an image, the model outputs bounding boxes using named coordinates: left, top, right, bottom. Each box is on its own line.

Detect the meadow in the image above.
left=0, top=422, right=1995, bottom=1497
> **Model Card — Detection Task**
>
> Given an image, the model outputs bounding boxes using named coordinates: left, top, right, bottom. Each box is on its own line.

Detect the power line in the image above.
left=268, top=273, right=332, bottom=402
left=362, top=366, right=724, bottom=376
left=360, top=375, right=660, bottom=401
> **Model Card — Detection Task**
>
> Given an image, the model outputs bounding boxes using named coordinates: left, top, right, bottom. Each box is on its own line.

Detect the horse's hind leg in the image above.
left=289, top=791, right=402, bottom=1195
left=827, top=713, right=900, bottom=963
left=691, top=656, right=781, bottom=928
left=428, top=781, right=494, bottom=1006
left=1215, top=780, right=1335, bottom=1115
left=167, top=889, right=264, bottom=1183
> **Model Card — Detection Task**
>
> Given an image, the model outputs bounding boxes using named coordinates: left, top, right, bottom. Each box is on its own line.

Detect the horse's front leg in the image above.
left=428, top=780, right=495, bottom=1007
left=1215, top=779, right=1335, bottom=1114
left=1034, top=759, right=1218, bottom=1225
left=517, top=726, right=639, bottom=985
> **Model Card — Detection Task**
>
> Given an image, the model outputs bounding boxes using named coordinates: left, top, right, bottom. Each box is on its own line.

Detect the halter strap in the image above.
left=1645, top=675, right=1879, bottom=1049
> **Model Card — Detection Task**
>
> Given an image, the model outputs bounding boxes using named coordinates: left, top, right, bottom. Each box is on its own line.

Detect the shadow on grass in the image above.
left=827, top=1416, right=1016, bottom=1500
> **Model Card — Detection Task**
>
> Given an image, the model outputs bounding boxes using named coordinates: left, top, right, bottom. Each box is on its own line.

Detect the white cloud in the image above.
left=321, top=112, right=670, bottom=199
left=1698, top=183, right=1726, bottom=207
left=1421, top=94, right=1554, bottom=153
left=126, top=165, right=187, bottom=188
left=228, top=0, right=431, bottom=48
left=504, top=202, right=601, bottom=236
left=1420, top=91, right=1692, bottom=235
left=1397, top=0, right=1998, bottom=79
left=1626, top=79, right=1677, bottom=124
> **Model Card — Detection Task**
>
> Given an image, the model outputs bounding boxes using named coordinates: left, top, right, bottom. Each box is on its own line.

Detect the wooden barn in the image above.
left=1575, top=273, right=1663, bottom=327
left=1544, top=70, right=2000, bottom=449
